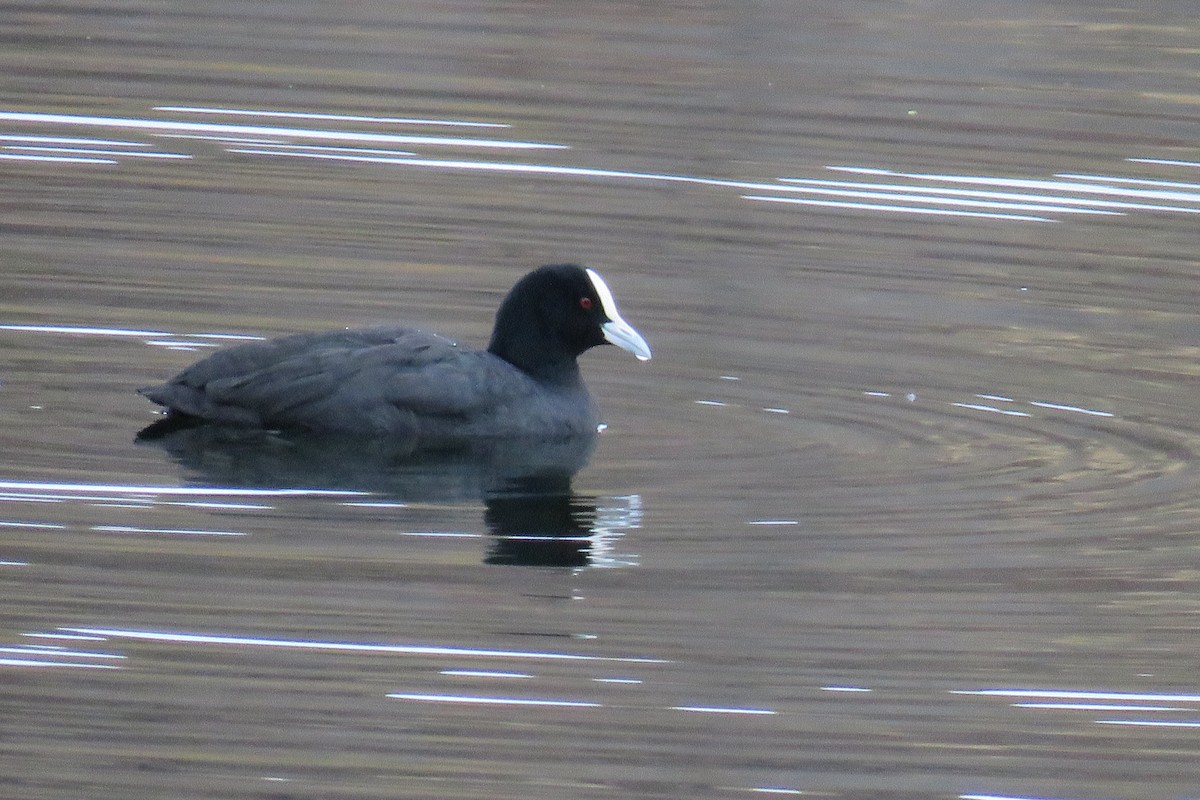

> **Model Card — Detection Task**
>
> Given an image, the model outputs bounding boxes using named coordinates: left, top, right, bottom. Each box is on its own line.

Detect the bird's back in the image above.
left=139, top=325, right=598, bottom=440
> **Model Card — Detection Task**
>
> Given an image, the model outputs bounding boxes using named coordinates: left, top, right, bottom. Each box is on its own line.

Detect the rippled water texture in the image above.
left=3, top=3, right=1200, bottom=798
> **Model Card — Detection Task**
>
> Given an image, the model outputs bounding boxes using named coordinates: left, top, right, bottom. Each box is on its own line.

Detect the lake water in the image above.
left=3, top=2, right=1200, bottom=798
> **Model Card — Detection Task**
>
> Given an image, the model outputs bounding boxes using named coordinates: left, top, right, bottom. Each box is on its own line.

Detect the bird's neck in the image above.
left=488, top=333, right=581, bottom=384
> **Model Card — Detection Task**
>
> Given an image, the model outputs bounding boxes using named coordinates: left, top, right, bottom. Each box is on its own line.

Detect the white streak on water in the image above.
left=388, top=693, right=601, bottom=708
left=4, top=146, right=191, bottom=160
left=0, top=111, right=562, bottom=150
left=763, top=182, right=1124, bottom=215
left=165, top=501, right=273, bottom=510
left=1060, top=172, right=1200, bottom=190
left=0, top=324, right=170, bottom=337
left=235, top=142, right=418, bottom=157
left=0, top=134, right=148, bottom=147
left=0, top=481, right=364, bottom=497
left=341, top=501, right=409, bottom=508
left=1013, top=703, right=1183, bottom=711
left=90, top=525, right=246, bottom=537
left=440, top=669, right=534, bottom=679
left=153, top=133, right=289, bottom=145
left=1125, top=157, right=1200, bottom=169
left=952, top=688, right=1200, bottom=702
left=155, top=105, right=509, bottom=128
left=60, top=628, right=671, bottom=663
left=23, top=632, right=107, bottom=641
left=783, top=174, right=1200, bottom=214
left=952, top=402, right=1032, bottom=418
left=191, top=332, right=266, bottom=341
left=0, top=646, right=124, bottom=660
left=828, top=166, right=1200, bottom=205
left=0, top=658, right=120, bottom=669
left=671, top=705, right=776, bottom=715
left=744, top=194, right=1055, bottom=223
left=1094, top=719, right=1200, bottom=728
left=0, top=153, right=116, bottom=164
left=1028, top=401, right=1114, bottom=418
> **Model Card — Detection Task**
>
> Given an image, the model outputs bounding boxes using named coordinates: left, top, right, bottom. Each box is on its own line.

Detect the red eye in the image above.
left=579, top=296, right=593, bottom=310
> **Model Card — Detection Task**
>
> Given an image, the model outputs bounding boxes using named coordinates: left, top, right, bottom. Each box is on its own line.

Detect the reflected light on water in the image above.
left=588, top=494, right=642, bottom=569
left=439, top=669, right=534, bottom=679
left=0, top=111, right=565, bottom=151
left=0, top=323, right=170, bottom=337
left=743, top=194, right=1056, bottom=223
left=8, top=106, right=1200, bottom=232
left=952, top=402, right=1032, bottom=418
left=388, top=695, right=781, bottom=715
left=89, top=525, right=245, bottom=537
left=389, top=692, right=601, bottom=708
left=755, top=183, right=1124, bottom=216
left=1013, top=703, right=1183, bottom=711
left=1125, top=157, right=1200, bottom=169
left=0, top=152, right=116, bottom=164
left=162, top=501, right=272, bottom=510
left=671, top=705, right=777, bottom=715
left=0, top=646, right=124, bottom=661
left=0, top=480, right=365, bottom=498
left=952, top=688, right=1200, bottom=703
left=229, top=142, right=417, bottom=157
left=1063, top=171, right=1200, bottom=190
left=865, top=388, right=1115, bottom=422
left=1028, top=401, right=1114, bottom=418
left=23, top=632, right=107, bottom=641
left=4, top=145, right=191, bottom=160
left=0, top=323, right=264, bottom=344
left=785, top=176, right=1137, bottom=209
left=0, top=657, right=120, bottom=669
left=0, top=134, right=148, bottom=147
left=956, top=687, right=1200, bottom=732
left=832, top=166, right=1200, bottom=203
left=1094, top=719, right=1200, bottom=728
left=961, top=795, right=1086, bottom=800
left=155, top=105, right=510, bottom=128
left=0, top=638, right=126, bottom=670
left=59, top=627, right=671, bottom=663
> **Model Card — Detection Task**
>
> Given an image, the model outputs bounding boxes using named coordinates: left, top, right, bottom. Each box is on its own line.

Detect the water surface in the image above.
left=3, top=2, right=1200, bottom=798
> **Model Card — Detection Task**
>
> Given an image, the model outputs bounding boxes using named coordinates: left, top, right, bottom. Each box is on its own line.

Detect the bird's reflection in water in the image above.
left=138, top=426, right=626, bottom=567
left=484, top=476, right=594, bottom=567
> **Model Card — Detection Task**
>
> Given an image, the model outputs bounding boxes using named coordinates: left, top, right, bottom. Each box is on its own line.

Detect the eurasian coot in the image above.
left=137, top=264, right=651, bottom=442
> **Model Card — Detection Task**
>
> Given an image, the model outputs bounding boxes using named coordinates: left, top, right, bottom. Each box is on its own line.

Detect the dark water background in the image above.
left=3, top=2, right=1200, bottom=798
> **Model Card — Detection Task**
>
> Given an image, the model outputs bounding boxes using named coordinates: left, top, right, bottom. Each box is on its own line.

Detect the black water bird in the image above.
left=137, top=264, right=651, bottom=443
